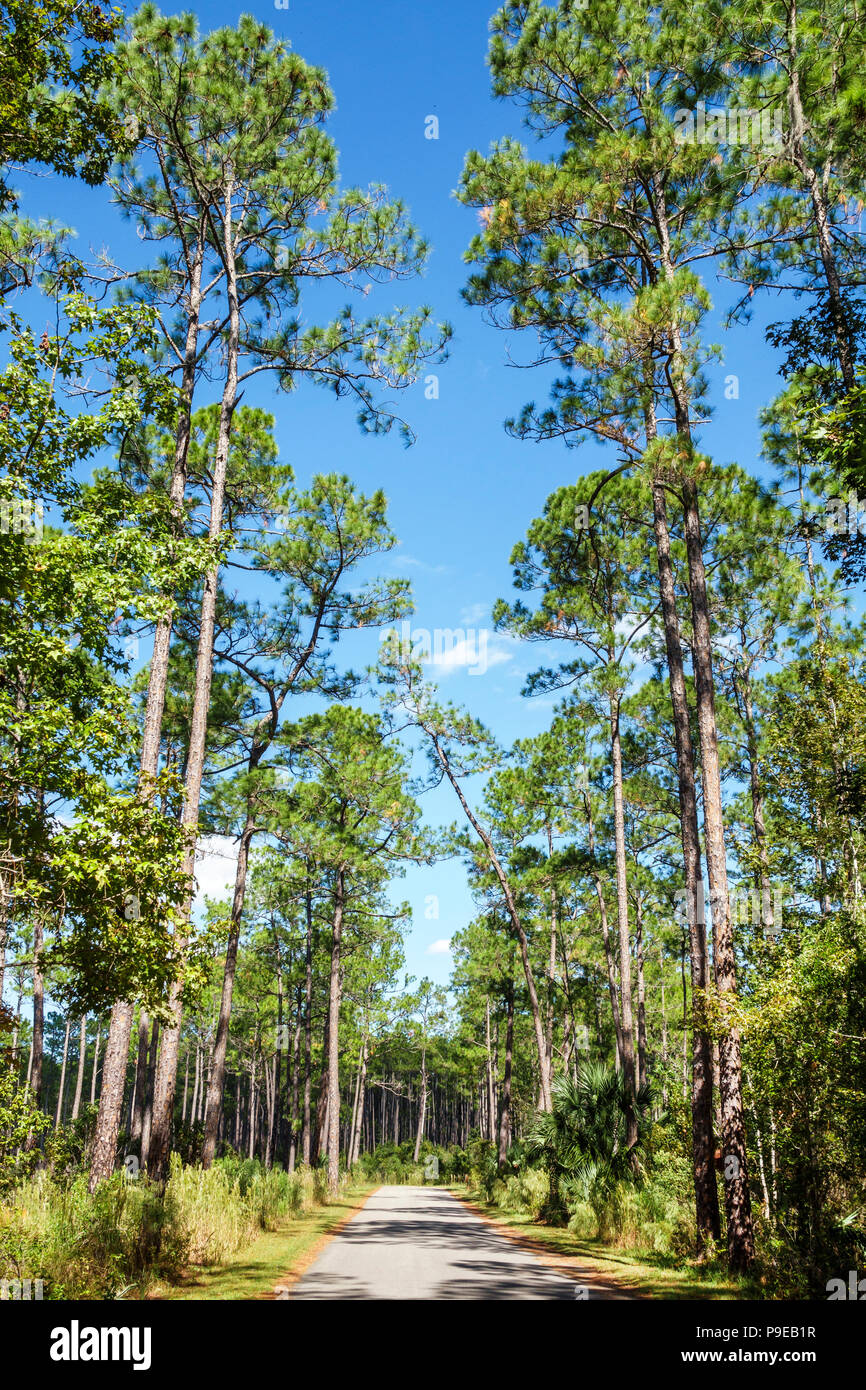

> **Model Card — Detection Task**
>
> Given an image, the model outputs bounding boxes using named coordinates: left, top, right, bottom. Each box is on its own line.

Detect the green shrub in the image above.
left=0, top=1154, right=342, bottom=1298
left=0, top=1066, right=51, bottom=1192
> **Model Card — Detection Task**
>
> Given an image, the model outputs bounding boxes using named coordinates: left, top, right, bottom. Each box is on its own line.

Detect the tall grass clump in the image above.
left=0, top=1154, right=341, bottom=1297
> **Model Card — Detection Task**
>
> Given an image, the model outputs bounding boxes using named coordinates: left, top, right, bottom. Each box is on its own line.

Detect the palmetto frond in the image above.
left=526, top=1061, right=651, bottom=1182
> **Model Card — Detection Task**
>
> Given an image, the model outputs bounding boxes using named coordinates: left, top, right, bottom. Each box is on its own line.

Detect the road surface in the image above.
left=289, top=1184, right=630, bottom=1300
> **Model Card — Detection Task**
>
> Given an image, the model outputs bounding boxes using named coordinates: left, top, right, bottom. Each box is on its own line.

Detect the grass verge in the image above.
left=452, top=1186, right=743, bottom=1300
left=150, top=1183, right=377, bottom=1301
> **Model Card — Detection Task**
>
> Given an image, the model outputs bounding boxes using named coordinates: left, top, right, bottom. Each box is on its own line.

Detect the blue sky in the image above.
left=14, top=0, right=809, bottom=988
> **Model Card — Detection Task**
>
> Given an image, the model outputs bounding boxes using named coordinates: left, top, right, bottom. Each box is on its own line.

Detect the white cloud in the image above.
left=459, top=601, right=489, bottom=626
left=392, top=553, right=451, bottom=575
left=426, top=938, right=452, bottom=956
left=192, top=834, right=239, bottom=907
left=424, top=633, right=514, bottom=677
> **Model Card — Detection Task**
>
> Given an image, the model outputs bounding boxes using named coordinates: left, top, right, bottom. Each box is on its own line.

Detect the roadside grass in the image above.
left=453, top=1185, right=744, bottom=1300
left=150, top=1183, right=376, bottom=1301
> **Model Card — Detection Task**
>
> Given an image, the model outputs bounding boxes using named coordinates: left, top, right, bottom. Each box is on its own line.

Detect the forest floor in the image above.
left=149, top=1183, right=377, bottom=1301
left=455, top=1188, right=744, bottom=1300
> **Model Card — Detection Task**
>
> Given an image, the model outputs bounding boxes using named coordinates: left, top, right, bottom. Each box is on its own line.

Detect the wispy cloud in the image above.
left=426, top=938, right=452, bottom=956
left=424, top=633, right=512, bottom=676
left=391, top=553, right=452, bottom=575
left=459, top=601, right=490, bottom=626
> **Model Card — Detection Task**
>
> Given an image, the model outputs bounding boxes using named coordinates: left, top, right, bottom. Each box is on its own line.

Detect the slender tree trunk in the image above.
left=586, top=800, right=625, bottom=1068
left=131, top=1012, right=149, bottom=1144
left=315, top=1006, right=330, bottom=1165
left=659, top=944, right=669, bottom=1109
left=485, top=998, right=496, bottom=1144
left=248, top=1052, right=257, bottom=1160
left=327, top=871, right=345, bottom=1195
left=740, top=677, right=774, bottom=931
left=30, top=916, right=44, bottom=1112
left=190, top=1042, right=201, bottom=1128
left=288, top=988, right=301, bottom=1172
left=351, top=1036, right=368, bottom=1167
left=202, top=815, right=255, bottom=1166
left=413, top=1044, right=428, bottom=1163
left=649, top=460, right=721, bottom=1248
left=429, top=731, right=551, bottom=1109
left=0, top=874, right=7, bottom=1003
left=635, top=892, right=648, bottom=1094
left=141, top=1019, right=159, bottom=1169
left=545, top=832, right=558, bottom=1084
left=70, top=1016, right=87, bottom=1123
left=610, top=695, right=637, bottom=1145
left=682, top=472, right=754, bottom=1270
left=348, top=1047, right=362, bottom=1165
left=302, top=885, right=313, bottom=1165
left=233, top=1077, right=242, bottom=1151
left=654, top=182, right=753, bottom=1266
left=181, top=1045, right=190, bottom=1125
left=89, top=1017, right=101, bottom=1105
left=54, top=1014, right=71, bottom=1129
left=267, top=959, right=283, bottom=1170
left=497, top=981, right=514, bottom=1167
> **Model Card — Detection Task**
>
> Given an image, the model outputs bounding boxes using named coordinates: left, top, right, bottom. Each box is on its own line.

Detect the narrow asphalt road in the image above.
left=289, top=1185, right=631, bottom=1300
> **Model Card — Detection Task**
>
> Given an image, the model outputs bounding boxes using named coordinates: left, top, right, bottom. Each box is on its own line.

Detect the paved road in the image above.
left=289, top=1185, right=628, bottom=1300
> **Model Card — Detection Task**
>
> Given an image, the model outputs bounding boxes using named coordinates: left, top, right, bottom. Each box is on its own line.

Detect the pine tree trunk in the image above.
left=248, top=1054, right=257, bottom=1160
left=327, top=871, right=345, bottom=1196
left=351, top=1037, right=368, bottom=1167
left=497, top=981, right=514, bottom=1167
left=0, top=876, right=7, bottom=1003
left=586, top=800, right=625, bottom=1068
left=288, top=989, right=301, bottom=1172
left=54, top=1014, right=71, bottom=1129
left=89, top=1018, right=101, bottom=1106
left=141, top=1019, right=159, bottom=1169
left=29, top=916, right=44, bottom=1112
left=89, top=237, right=205, bottom=1191
left=181, top=1045, right=190, bottom=1125
left=348, top=1047, right=363, bottom=1166
left=653, top=179, right=753, bottom=1267
left=659, top=944, right=669, bottom=1109
left=683, top=472, right=754, bottom=1270
left=485, top=998, right=496, bottom=1144
left=315, top=1005, right=330, bottom=1165
left=131, top=1012, right=149, bottom=1143
left=302, top=885, right=313, bottom=1165
left=545, top=831, right=558, bottom=1086
left=267, top=962, right=283, bottom=1169
left=610, top=694, right=637, bottom=1145
left=649, top=466, right=721, bottom=1247
left=635, top=892, right=648, bottom=1093
left=430, top=731, right=551, bottom=1109
left=190, top=1043, right=200, bottom=1128
left=785, top=0, right=856, bottom=391
left=202, top=816, right=255, bottom=1166
left=149, top=212, right=242, bottom=1185
left=413, top=1044, right=428, bottom=1163
left=70, top=1016, right=87, bottom=1123
left=740, top=677, right=774, bottom=928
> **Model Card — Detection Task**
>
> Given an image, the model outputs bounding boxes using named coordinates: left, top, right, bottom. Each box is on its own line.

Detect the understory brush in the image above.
left=0, top=1154, right=342, bottom=1298
left=356, top=1140, right=468, bottom=1185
